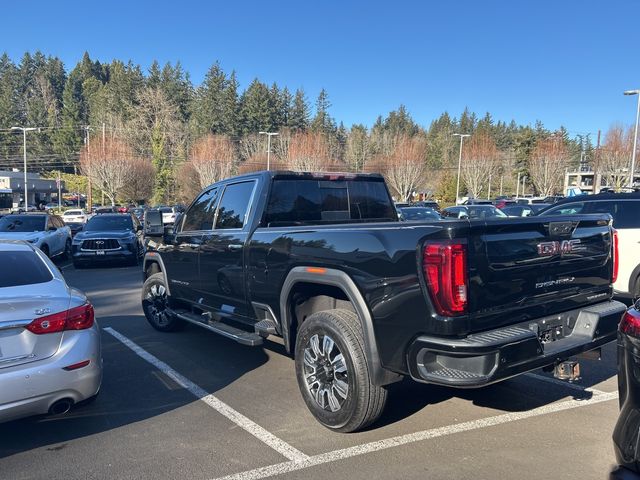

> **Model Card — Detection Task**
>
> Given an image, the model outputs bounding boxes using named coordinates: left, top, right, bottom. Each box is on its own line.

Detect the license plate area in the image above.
left=96, top=250, right=105, bottom=255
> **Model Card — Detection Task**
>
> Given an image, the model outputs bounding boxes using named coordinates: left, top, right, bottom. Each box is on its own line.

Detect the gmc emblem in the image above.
left=537, top=239, right=584, bottom=256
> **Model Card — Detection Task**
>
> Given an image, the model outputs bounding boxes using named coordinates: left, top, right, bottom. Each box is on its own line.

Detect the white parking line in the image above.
left=211, top=391, right=618, bottom=480
left=525, top=372, right=609, bottom=395
left=103, top=327, right=309, bottom=462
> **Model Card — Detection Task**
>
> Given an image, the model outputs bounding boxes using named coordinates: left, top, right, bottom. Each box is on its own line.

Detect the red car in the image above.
left=494, top=199, right=516, bottom=209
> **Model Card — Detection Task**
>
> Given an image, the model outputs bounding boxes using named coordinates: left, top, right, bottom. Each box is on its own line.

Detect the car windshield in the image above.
left=0, top=216, right=46, bottom=232
left=467, top=206, right=507, bottom=218
left=399, top=207, right=440, bottom=221
left=85, top=216, right=133, bottom=231
left=159, top=207, right=172, bottom=213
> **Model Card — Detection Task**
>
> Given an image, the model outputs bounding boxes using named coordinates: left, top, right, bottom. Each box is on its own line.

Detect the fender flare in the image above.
left=142, top=253, right=171, bottom=296
left=280, top=266, right=401, bottom=386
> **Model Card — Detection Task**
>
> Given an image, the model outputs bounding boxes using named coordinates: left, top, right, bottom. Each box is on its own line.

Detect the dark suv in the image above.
left=539, top=192, right=640, bottom=298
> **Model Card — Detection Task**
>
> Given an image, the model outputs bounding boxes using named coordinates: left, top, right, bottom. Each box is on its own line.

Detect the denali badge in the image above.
left=537, top=239, right=584, bottom=256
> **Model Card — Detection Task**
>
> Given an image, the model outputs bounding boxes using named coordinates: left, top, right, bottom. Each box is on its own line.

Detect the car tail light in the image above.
left=25, top=304, right=94, bottom=335
left=620, top=309, right=640, bottom=338
left=612, top=228, right=619, bottom=284
left=423, top=241, right=468, bottom=316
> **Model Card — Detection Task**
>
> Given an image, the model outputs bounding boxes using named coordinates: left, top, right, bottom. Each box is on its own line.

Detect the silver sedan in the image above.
left=0, top=240, right=102, bottom=423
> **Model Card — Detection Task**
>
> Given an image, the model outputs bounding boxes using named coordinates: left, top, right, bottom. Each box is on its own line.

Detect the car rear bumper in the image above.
left=0, top=325, right=102, bottom=423
left=72, top=247, right=136, bottom=263
left=407, top=300, right=626, bottom=387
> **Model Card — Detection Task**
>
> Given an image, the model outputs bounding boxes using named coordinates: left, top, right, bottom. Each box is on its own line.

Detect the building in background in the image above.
left=0, top=170, right=66, bottom=211
left=564, top=169, right=640, bottom=195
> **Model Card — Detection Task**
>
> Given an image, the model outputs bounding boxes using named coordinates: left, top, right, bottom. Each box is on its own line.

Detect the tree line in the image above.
left=0, top=51, right=632, bottom=204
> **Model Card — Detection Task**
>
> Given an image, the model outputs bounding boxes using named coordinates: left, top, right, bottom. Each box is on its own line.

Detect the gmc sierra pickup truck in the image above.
left=141, top=170, right=625, bottom=432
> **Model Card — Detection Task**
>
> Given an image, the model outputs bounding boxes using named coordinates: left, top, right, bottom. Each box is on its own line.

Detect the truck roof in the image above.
left=212, top=170, right=386, bottom=185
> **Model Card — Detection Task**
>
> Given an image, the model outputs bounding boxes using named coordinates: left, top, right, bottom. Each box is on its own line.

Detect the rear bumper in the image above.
left=0, top=325, right=103, bottom=423
left=407, top=300, right=626, bottom=387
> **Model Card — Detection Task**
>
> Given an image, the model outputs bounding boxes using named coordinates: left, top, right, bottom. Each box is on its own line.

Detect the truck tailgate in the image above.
left=467, top=214, right=613, bottom=333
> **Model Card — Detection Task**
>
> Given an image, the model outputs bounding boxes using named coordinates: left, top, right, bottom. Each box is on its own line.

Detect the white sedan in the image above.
left=63, top=209, right=88, bottom=224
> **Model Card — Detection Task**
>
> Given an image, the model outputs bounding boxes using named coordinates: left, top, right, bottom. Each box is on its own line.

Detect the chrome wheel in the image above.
left=303, top=334, right=349, bottom=412
left=144, top=283, right=170, bottom=326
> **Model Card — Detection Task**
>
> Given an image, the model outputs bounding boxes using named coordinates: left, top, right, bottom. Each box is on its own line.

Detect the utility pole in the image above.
left=83, top=125, right=92, bottom=211
left=259, top=131, right=279, bottom=170
left=57, top=171, right=62, bottom=211
left=624, top=90, right=640, bottom=189
left=594, top=130, right=601, bottom=194
left=452, top=133, right=471, bottom=203
left=516, top=172, right=520, bottom=197
left=10, top=126, right=38, bottom=210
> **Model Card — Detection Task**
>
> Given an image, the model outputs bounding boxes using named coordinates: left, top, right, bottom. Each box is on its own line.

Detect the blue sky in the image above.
left=2, top=0, right=638, bottom=137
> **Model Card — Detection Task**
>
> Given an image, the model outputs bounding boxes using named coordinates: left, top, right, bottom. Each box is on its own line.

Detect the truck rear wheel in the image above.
left=294, top=309, right=387, bottom=433
left=142, top=273, right=183, bottom=332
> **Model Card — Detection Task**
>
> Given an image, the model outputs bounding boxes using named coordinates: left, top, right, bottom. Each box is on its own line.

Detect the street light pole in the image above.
left=624, top=90, right=640, bottom=189
left=259, top=131, right=279, bottom=170
left=452, top=133, right=470, bottom=204
left=11, top=126, right=38, bottom=210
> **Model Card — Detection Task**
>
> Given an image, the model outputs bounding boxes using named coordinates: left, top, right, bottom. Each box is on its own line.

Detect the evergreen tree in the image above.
left=310, top=88, right=335, bottom=134
left=288, top=88, right=309, bottom=131
left=191, top=61, right=227, bottom=136
left=238, top=78, right=272, bottom=134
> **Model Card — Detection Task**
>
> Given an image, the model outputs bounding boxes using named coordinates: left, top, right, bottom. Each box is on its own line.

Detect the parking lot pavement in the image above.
left=0, top=264, right=622, bottom=480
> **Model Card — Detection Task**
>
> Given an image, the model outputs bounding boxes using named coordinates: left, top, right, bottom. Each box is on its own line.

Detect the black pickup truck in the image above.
left=142, top=170, right=625, bottom=432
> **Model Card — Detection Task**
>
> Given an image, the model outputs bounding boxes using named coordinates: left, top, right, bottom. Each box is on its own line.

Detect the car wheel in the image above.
left=141, top=273, right=183, bottom=332
left=294, top=309, right=388, bottom=433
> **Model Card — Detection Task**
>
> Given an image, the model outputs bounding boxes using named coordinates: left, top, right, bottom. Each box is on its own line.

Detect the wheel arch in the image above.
left=629, top=262, right=640, bottom=297
left=142, top=253, right=170, bottom=295
left=280, top=266, right=401, bottom=386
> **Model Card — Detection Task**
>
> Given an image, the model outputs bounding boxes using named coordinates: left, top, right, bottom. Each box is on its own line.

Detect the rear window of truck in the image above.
left=264, top=178, right=396, bottom=226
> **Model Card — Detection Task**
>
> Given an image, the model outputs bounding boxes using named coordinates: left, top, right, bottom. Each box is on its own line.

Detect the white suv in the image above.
left=0, top=214, right=72, bottom=259
left=540, top=193, right=640, bottom=298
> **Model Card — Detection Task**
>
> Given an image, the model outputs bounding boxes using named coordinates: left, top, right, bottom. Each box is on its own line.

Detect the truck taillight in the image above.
left=25, top=304, right=94, bottom=335
left=612, top=228, right=619, bottom=284
left=620, top=309, right=640, bottom=338
left=423, top=241, right=468, bottom=316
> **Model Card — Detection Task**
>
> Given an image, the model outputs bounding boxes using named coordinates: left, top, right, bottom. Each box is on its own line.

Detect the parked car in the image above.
left=130, top=207, right=146, bottom=225
left=612, top=301, right=640, bottom=479
left=514, top=197, right=547, bottom=205
left=94, top=206, right=118, bottom=214
left=412, top=200, right=440, bottom=212
left=158, top=206, right=179, bottom=224
left=501, top=204, right=551, bottom=217
left=62, top=208, right=88, bottom=224
left=494, top=199, right=517, bottom=209
left=441, top=205, right=508, bottom=219
left=141, top=170, right=623, bottom=432
left=461, top=198, right=493, bottom=205
left=397, top=206, right=441, bottom=221
left=66, top=222, right=85, bottom=238
left=0, top=213, right=71, bottom=258
left=0, top=240, right=102, bottom=423
left=71, top=213, right=144, bottom=268
left=538, top=192, right=640, bottom=298
left=11, top=203, right=37, bottom=213
left=543, top=195, right=564, bottom=204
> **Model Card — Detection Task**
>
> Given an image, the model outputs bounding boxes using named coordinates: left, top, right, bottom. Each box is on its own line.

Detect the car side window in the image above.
left=181, top=188, right=219, bottom=232
left=543, top=202, right=585, bottom=216
left=215, top=181, right=256, bottom=230
left=587, top=200, right=640, bottom=229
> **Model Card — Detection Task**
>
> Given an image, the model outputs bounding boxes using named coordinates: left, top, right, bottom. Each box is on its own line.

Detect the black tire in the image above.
left=141, top=273, right=183, bottom=332
left=294, top=309, right=388, bottom=433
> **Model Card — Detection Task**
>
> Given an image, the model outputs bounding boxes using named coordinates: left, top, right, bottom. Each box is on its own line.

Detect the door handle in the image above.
left=228, top=244, right=243, bottom=252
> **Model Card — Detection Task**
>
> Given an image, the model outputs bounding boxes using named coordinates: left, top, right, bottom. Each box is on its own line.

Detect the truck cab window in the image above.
left=181, top=188, right=218, bottom=232
left=215, top=181, right=255, bottom=229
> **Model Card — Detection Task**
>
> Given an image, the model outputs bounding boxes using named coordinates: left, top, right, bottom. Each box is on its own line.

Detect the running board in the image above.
left=173, top=310, right=263, bottom=346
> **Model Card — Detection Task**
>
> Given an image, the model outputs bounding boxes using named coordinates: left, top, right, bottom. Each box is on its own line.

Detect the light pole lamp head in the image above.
left=624, top=90, right=640, bottom=96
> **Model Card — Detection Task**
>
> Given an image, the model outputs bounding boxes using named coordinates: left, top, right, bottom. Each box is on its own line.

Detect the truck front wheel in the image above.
left=294, top=309, right=387, bottom=433
left=142, top=273, right=183, bottom=332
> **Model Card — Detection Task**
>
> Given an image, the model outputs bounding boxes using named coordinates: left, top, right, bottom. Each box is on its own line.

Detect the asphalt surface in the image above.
left=0, top=261, right=623, bottom=480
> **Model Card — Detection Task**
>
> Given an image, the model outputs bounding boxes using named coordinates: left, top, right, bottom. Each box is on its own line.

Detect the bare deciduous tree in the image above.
left=369, top=134, right=428, bottom=201
left=80, top=137, right=143, bottom=206
left=461, top=133, right=499, bottom=199
left=601, top=124, right=634, bottom=191
left=285, top=132, right=334, bottom=171
left=119, top=157, right=156, bottom=203
left=528, top=137, right=568, bottom=197
left=188, top=134, right=236, bottom=188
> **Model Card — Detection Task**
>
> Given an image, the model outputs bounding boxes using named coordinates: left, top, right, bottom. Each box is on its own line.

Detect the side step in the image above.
left=173, top=310, right=263, bottom=347
left=254, top=319, right=277, bottom=338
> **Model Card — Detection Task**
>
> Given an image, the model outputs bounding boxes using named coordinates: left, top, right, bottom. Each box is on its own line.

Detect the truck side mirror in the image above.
left=144, top=210, right=164, bottom=237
